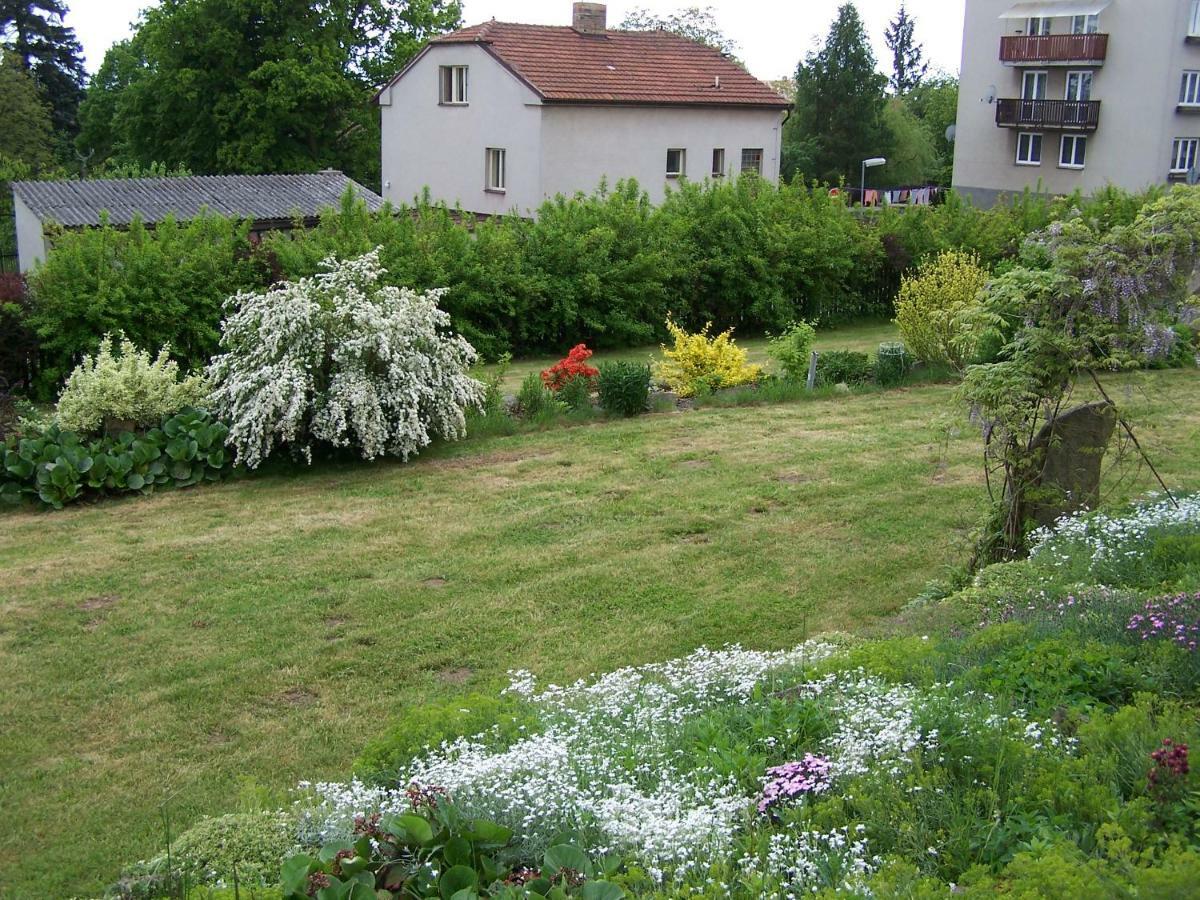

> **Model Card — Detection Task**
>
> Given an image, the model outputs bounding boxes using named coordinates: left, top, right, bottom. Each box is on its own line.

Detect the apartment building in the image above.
left=953, top=1, right=1200, bottom=204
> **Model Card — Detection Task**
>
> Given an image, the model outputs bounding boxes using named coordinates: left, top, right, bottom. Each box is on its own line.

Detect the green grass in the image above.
left=482, top=320, right=901, bottom=391
left=1, top=359, right=1198, bottom=896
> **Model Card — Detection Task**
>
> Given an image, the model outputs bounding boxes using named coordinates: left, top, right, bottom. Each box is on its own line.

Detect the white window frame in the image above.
left=666, top=148, right=686, bottom=178
left=1191, top=1, right=1200, bottom=38
left=1071, top=14, right=1099, bottom=34
left=485, top=147, right=506, bottom=192
left=1059, top=134, right=1087, bottom=169
left=1016, top=132, right=1043, bottom=166
left=740, top=148, right=764, bottom=175
left=1065, top=70, right=1092, bottom=102
left=711, top=148, right=726, bottom=178
left=1171, top=138, right=1199, bottom=174
left=439, top=65, right=468, bottom=105
left=1022, top=70, right=1048, bottom=100
left=1181, top=71, right=1200, bottom=107
left=1026, top=16, right=1052, bottom=35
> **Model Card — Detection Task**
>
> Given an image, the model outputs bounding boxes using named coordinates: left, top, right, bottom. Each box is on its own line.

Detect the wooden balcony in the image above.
left=1000, top=33, right=1108, bottom=65
left=996, top=98, right=1101, bottom=131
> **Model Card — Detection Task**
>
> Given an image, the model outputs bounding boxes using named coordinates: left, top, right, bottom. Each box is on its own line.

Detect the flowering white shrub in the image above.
left=206, top=249, right=485, bottom=468
left=55, top=332, right=209, bottom=434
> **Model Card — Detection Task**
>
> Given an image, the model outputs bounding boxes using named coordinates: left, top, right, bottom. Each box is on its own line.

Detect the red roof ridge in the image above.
left=394, top=19, right=789, bottom=110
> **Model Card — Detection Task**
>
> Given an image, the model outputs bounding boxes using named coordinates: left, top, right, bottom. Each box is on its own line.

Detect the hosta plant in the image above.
left=207, top=249, right=485, bottom=469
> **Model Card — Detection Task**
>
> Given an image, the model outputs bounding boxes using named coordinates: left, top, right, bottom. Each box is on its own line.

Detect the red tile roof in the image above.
left=409, top=22, right=789, bottom=109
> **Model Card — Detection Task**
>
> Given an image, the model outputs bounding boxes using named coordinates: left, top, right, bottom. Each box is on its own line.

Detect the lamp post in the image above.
left=860, top=157, right=887, bottom=205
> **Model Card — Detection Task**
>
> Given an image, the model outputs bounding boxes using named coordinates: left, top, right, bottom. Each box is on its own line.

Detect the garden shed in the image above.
left=9, top=171, right=384, bottom=271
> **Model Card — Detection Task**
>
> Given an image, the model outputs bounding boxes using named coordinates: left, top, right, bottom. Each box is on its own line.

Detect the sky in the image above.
left=66, top=0, right=966, bottom=82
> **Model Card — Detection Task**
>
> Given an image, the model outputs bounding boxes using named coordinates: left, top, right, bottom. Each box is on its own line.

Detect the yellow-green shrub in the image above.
left=653, top=318, right=761, bottom=397
left=55, top=332, right=209, bottom=434
left=893, top=249, right=990, bottom=371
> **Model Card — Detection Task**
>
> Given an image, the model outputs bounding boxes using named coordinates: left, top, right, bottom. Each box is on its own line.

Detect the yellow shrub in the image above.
left=653, top=319, right=762, bottom=397
left=894, top=250, right=990, bottom=372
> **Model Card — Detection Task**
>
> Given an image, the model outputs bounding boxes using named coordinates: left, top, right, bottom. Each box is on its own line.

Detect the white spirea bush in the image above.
left=206, top=249, right=485, bottom=469
left=55, top=332, right=209, bottom=434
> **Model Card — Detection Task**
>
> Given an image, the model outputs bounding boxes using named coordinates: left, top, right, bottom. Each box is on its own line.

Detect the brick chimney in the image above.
left=572, top=2, right=606, bottom=35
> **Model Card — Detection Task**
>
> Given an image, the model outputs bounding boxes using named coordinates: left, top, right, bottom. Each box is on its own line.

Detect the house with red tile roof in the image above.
left=375, top=3, right=790, bottom=216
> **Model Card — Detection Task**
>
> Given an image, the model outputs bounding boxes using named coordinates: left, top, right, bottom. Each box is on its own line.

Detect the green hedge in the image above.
left=20, top=178, right=1170, bottom=397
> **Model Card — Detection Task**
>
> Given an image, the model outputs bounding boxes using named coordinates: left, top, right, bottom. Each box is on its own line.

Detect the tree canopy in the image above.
left=884, top=2, right=929, bottom=94
left=783, top=3, right=892, bottom=185
left=0, top=48, right=56, bottom=173
left=619, top=5, right=740, bottom=59
left=75, top=0, right=462, bottom=188
left=0, top=0, right=86, bottom=140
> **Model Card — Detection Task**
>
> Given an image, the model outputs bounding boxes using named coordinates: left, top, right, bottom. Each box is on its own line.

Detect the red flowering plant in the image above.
left=541, top=344, right=599, bottom=391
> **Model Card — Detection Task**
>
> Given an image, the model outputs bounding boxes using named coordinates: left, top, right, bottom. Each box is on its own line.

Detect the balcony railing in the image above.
left=995, top=98, right=1101, bottom=131
left=1000, top=33, right=1108, bottom=64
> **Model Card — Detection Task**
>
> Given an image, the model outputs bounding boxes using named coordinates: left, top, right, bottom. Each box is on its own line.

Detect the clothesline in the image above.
left=834, top=185, right=947, bottom=208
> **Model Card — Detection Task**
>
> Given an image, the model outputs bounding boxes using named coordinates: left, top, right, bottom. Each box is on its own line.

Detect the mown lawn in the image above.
left=1, top=362, right=1197, bottom=896
left=483, top=319, right=900, bottom=391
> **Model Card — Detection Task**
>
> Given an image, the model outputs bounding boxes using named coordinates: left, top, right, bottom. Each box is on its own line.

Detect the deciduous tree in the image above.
left=74, top=0, right=462, bottom=188
left=619, top=6, right=739, bottom=59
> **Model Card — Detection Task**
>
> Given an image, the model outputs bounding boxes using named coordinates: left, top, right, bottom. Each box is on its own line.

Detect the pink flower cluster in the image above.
left=1126, top=592, right=1200, bottom=652
left=758, top=754, right=833, bottom=815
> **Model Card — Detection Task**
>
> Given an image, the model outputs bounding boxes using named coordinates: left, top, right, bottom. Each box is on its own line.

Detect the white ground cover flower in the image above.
left=293, top=643, right=1072, bottom=888
left=737, top=825, right=881, bottom=898
left=1029, top=491, right=1200, bottom=571
left=207, top=249, right=485, bottom=468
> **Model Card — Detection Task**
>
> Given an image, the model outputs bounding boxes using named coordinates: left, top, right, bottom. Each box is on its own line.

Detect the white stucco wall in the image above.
left=379, top=43, right=787, bottom=214
left=539, top=105, right=786, bottom=204
left=379, top=44, right=546, bottom=215
left=953, top=0, right=1200, bottom=203
left=14, top=195, right=47, bottom=272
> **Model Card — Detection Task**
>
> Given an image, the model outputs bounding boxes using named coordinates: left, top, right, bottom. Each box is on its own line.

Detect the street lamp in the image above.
left=860, top=157, right=887, bottom=205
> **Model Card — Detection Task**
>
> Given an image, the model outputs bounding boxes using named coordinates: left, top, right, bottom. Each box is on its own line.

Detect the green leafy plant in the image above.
left=596, top=362, right=650, bottom=416
left=516, top=372, right=563, bottom=420
left=766, top=321, right=818, bottom=382
left=1, top=408, right=232, bottom=510
left=815, top=350, right=873, bottom=386
left=280, top=806, right=623, bottom=900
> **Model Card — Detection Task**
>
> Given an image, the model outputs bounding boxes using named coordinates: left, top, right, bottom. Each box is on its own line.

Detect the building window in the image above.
left=740, top=148, right=763, bottom=175
left=1059, top=135, right=1087, bottom=169
left=1016, top=132, right=1042, bottom=166
left=1171, top=138, right=1199, bottom=174
left=1191, top=1, right=1200, bottom=38
left=1181, top=71, right=1200, bottom=106
left=1022, top=70, right=1047, bottom=100
left=666, top=148, right=686, bottom=178
left=711, top=148, right=726, bottom=178
left=485, top=148, right=506, bottom=191
left=1026, top=16, right=1051, bottom=35
left=1065, top=71, right=1092, bottom=102
left=1071, top=14, right=1099, bottom=34
left=439, top=65, right=468, bottom=104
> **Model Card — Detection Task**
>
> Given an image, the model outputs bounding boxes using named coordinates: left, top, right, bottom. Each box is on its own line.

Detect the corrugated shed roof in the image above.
left=11, top=172, right=384, bottom=228
left=420, top=22, right=789, bottom=108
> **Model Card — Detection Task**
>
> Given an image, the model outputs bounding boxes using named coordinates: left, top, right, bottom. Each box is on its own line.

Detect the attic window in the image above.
left=666, top=148, right=686, bottom=179
left=439, top=65, right=468, bottom=104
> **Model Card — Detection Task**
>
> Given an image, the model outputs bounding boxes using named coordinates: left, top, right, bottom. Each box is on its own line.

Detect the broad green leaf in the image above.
left=439, top=865, right=478, bottom=899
